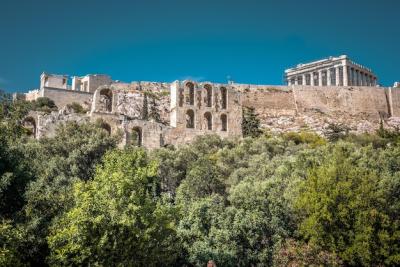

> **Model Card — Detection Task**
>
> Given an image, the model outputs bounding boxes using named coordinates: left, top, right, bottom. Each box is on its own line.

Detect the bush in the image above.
left=283, top=131, right=326, bottom=147
left=66, top=102, right=86, bottom=114
left=323, top=122, right=350, bottom=141
left=32, top=97, right=57, bottom=113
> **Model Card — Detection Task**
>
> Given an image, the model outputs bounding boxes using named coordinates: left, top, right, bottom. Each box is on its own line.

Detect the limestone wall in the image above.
left=25, top=89, right=40, bottom=101
left=40, top=87, right=93, bottom=109
left=293, top=86, right=389, bottom=119
left=242, top=85, right=395, bottom=134
left=388, top=87, right=400, bottom=117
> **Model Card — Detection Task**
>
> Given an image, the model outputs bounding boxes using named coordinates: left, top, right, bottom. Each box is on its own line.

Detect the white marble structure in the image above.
left=285, top=55, right=377, bottom=87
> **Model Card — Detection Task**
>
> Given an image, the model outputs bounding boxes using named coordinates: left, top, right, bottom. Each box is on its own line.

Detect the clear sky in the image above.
left=0, top=0, right=399, bottom=92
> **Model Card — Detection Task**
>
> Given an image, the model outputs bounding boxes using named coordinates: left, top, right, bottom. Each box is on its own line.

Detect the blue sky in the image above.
left=0, top=0, right=399, bottom=92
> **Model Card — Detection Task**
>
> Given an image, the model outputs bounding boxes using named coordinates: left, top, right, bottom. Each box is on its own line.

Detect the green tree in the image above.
left=22, top=121, right=118, bottom=265
left=48, top=148, right=180, bottom=266
left=323, top=123, right=349, bottom=142
left=0, top=92, right=35, bottom=219
left=0, top=221, right=27, bottom=267
left=295, top=142, right=400, bottom=266
left=242, top=106, right=262, bottom=137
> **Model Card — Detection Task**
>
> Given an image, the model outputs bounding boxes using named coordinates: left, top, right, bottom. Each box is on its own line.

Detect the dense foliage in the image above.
left=1, top=96, right=399, bottom=266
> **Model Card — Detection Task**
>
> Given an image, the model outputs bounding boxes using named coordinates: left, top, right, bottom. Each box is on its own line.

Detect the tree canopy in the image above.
left=0, top=97, right=399, bottom=266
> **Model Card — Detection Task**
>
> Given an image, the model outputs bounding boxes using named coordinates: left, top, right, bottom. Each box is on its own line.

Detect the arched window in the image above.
left=204, top=112, right=212, bottom=130
left=132, top=127, right=142, bottom=146
left=220, top=114, right=227, bottom=131
left=204, top=84, right=212, bottom=107
left=178, top=88, right=184, bottom=107
left=100, top=122, right=111, bottom=135
left=186, top=82, right=194, bottom=105
left=100, top=88, right=112, bottom=112
left=23, top=117, right=36, bottom=138
left=186, top=109, right=195, bottom=128
left=220, top=87, right=227, bottom=109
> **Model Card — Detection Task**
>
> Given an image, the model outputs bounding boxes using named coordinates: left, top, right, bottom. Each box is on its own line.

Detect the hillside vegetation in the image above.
left=1, top=91, right=399, bottom=266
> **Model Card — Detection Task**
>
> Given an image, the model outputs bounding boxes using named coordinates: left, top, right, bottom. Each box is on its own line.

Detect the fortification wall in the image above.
left=242, top=85, right=395, bottom=134
left=41, top=87, right=93, bottom=109
left=388, top=87, right=400, bottom=117
left=25, top=90, right=40, bottom=101
left=293, top=86, right=389, bottom=119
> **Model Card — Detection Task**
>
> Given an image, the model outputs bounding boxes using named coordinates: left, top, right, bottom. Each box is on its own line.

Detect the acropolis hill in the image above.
left=18, top=55, right=400, bottom=148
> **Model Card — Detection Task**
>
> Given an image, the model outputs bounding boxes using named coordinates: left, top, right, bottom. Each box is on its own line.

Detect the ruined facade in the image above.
left=19, top=56, right=400, bottom=149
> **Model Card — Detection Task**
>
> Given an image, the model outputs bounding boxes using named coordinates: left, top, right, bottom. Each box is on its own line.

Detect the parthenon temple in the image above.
left=285, top=55, right=377, bottom=87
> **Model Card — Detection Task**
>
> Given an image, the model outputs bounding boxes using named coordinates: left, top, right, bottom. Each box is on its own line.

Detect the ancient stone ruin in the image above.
left=18, top=55, right=400, bottom=149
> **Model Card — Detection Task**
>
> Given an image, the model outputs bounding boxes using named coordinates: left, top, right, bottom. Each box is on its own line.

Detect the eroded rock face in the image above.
left=36, top=111, right=90, bottom=138
left=116, top=91, right=144, bottom=119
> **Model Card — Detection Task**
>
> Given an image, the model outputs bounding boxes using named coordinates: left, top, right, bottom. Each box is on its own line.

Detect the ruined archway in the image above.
left=204, top=84, right=212, bottom=107
left=23, top=117, right=36, bottom=138
left=100, top=88, right=112, bottom=112
left=131, top=127, right=142, bottom=146
left=204, top=112, right=212, bottom=130
left=185, top=82, right=194, bottom=105
left=186, top=109, right=195, bottom=128
left=220, top=114, right=227, bottom=131
left=220, top=87, right=227, bottom=109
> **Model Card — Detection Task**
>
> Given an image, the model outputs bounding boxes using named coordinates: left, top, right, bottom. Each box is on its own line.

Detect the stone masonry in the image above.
left=19, top=56, right=400, bottom=149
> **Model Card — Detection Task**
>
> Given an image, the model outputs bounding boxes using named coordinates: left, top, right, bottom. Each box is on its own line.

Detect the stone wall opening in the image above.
left=23, top=117, right=36, bottom=138
left=220, top=114, right=227, bottom=131
left=204, top=112, right=212, bottom=130
left=204, top=84, right=212, bottom=107
left=100, top=88, right=112, bottom=112
left=186, top=82, right=194, bottom=105
left=179, top=88, right=184, bottom=107
left=220, top=87, right=227, bottom=109
left=186, top=109, right=195, bottom=128
left=132, top=127, right=142, bottom=146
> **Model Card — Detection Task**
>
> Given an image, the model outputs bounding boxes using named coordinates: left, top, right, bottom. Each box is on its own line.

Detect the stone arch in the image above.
left=100, top=88, right=112, bottom=112
left=204, top=112, right=212, bottom=130
left=100, top=122, right=112, bottom=135
left=131, top=127, right=142, bottom=146
left=220, top=87, right=227, bottom=109
left=220, top=114, right=227, bottom=131
left=185, top=82, right=194, bottom=105
left=186, top=109, right=195, bottom=128
left=178, top=87, right=184, bottom=107
left=23, top=116, right=36, bottom=138
left=204, top=84, right=212, bottom=107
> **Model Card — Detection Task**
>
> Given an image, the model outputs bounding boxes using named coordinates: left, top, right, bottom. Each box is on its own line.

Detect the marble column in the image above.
left=335, top=67, right=340, bottom=86
left=350, top=68, right=353, bottom=85
left=302, top=74, right=306, bottom=86
left=327, top=69, right=331, bottom=86
left=318, top=70, right=323, bottom=86
left=343, top=66, right=348, bottom=86
left=311, top=72, right=315, bottom=86
left=343, top=66, right=351, bottom=86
